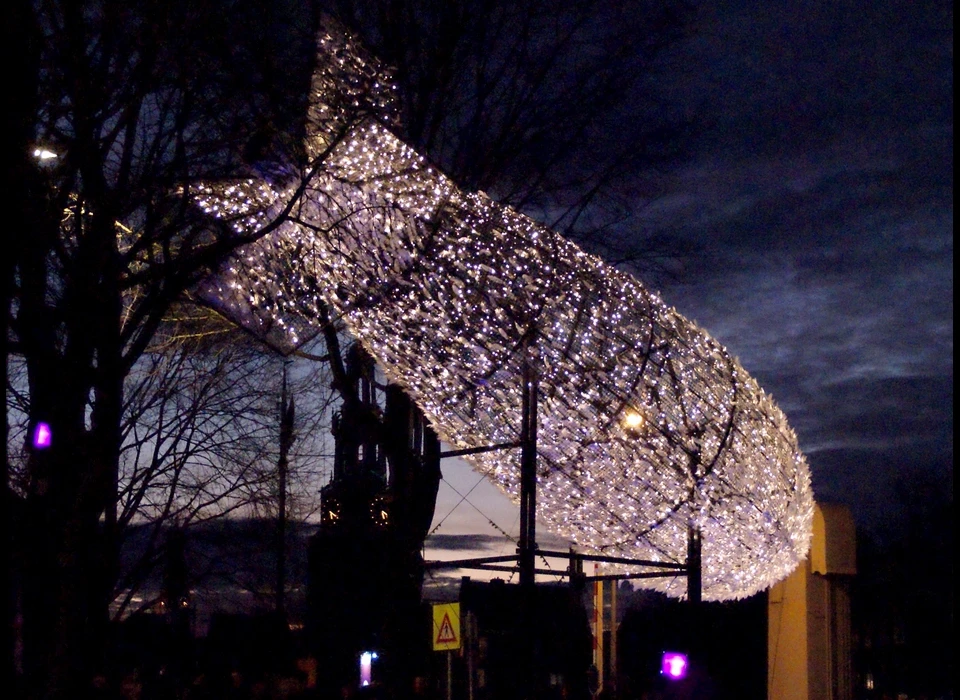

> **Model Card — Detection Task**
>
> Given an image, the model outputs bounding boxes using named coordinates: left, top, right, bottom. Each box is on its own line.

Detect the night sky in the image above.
left=648, top=0, right=952, bottom=530
left=427, top=0, right=952, bottom=563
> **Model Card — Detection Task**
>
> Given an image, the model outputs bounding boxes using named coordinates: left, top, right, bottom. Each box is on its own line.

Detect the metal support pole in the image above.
left=686, top=523, right=702, bottom=673
left=610, top=578, right=618, bottom=694
left=276, top=361, right=294, bottom=615
left=569, top=548, right=585, bottom=592
left=592, top=566, right=604, bottom=696
left=466, top=611, right=476, bottom=700
left=446, top=650, right=453, bottom=700
left=518, top=343, right=539, bottom=588
left=687, top=523, right=702, bottom=606
left=517, top=340, right=540, bottom=699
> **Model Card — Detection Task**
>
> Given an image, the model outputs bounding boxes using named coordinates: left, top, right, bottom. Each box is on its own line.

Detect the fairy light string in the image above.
left=194, top=22, right=813, bottom=601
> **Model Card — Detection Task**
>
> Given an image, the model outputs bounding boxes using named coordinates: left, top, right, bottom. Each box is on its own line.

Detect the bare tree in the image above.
left=6, top=2, right=331, bottom=695
left=7, top=301, right=338, bottom=657
left=112, top=323, right=333, bottom=617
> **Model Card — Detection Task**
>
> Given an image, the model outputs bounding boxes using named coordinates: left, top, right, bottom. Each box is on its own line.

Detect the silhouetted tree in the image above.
left=4, top=0, right=42, bottom=690
left=8, top=2, right=323, bottom=696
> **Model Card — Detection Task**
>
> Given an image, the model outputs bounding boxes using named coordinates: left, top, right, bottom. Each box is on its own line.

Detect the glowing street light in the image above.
left=622, top=409, right=645, bottom=431
left=661, top=651, right=688, bottom=680
left=32, top=422, right=52, bottom=450
left=359, top=650, right=378, bottom=687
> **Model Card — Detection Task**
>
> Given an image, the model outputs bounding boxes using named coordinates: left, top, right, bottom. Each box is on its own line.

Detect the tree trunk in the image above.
left=19, top=201, right=125, bottom=697
left=4, top=0, right=42, bottom=690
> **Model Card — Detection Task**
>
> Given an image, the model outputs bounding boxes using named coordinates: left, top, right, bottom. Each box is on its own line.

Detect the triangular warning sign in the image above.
left=432, top=602, right=461, bottom=650
left=436, top=613, right=458, bottom=645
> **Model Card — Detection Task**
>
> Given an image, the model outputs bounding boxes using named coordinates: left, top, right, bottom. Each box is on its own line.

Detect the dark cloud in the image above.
left=422, top=1, right=951, bottom=549
left=622, top=0, right=953, bottom=534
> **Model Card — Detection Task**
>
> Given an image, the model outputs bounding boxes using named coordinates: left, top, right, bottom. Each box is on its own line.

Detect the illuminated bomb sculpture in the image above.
left=194, top=22, right=813, bottom=601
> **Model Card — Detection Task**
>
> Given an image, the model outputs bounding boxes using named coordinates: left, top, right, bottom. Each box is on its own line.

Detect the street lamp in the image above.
left=32, top=422, right=52, bottom=450
left=359, top=651, right=378, bottom=687
left=661, top=651, right=688, bottom=680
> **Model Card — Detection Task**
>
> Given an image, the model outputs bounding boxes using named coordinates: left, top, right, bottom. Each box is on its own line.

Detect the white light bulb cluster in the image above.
left=194, top=22, right=813, bottom=601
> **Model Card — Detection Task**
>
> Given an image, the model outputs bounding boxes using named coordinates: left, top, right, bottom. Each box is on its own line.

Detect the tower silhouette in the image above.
left=308, top=345, right=441, bottom=693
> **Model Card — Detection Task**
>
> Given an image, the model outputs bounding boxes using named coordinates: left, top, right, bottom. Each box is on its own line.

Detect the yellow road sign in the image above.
left=431, top=602, right=461, bottom=651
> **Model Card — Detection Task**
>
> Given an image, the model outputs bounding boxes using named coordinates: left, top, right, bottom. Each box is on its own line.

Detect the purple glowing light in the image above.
left=661, top=652, right=688, bottom=680
left=359, top=651, right=378, bottom=687
left=32, top=422, right=52, bottom=450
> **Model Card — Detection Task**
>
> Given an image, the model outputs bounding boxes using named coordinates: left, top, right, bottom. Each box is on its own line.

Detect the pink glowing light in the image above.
left=32, top=422, right=52, bottom=450
left=359, top=651, right=378, bottom=687
left=661, top=652, right=688, bottom=680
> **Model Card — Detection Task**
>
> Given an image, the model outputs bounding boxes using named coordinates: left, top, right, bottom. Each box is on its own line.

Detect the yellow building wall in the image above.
left=768, top=557, right=810, bottom=700
left=768, top=502, right=856, bottom=700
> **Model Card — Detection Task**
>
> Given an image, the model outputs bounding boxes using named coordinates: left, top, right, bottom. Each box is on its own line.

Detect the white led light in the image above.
left=193, top=22, right=813, bottom=601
